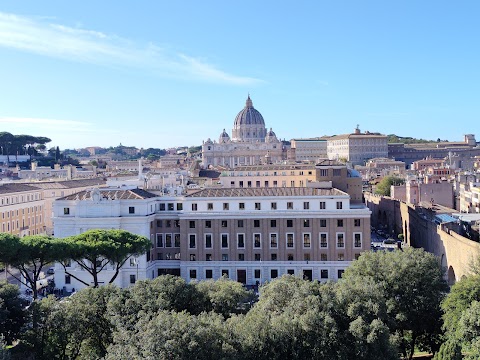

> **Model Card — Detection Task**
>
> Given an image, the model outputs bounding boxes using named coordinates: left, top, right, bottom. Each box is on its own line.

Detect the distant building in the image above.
left=202, top=96, right=284, bottom=168
left=289, top=138, right=327, bottom=162
left=326, top=127, right=388, bottom=166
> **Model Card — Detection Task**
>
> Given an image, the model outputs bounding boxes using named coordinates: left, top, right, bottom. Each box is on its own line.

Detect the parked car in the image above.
left=47, top=267, right=55, bottom=275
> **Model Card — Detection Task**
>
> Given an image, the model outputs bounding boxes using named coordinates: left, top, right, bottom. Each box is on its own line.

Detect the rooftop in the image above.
left=0, top=183, right=41, bottom=194
left=186, top=187, right=347, bottom=198
left=59, top=187, right=158, bottom=201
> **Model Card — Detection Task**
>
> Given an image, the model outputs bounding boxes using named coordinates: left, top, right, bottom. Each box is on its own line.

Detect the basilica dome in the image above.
left=234, top=96, right=265, bottom=127
left=231, top=96, right=267, bottom=142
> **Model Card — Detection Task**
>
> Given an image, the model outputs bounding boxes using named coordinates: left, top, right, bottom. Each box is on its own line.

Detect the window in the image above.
left=287, top=254, right=294, bottom=261
left=273, top=181, right=278, bottom=187
left=237, top=234, right=245, bottom=248
left=238, top=253, right=245, bottom=261
left=320, top=201, right=326, bottom=209
left=254, top=269, right=261, bottom=278
left=129, top=207, right=135, bottom=214
left=270, top=219, right=276, bottom=227
left=287, top=233, right=294, bottom=248
left=165, top=234, right=172, bottom=247
left=247, top=181, right=252, bottom=188
left=271, top=269, right=278, bottom=278
left=320, top=219, right=327, bottom=227
left=189, top=234, right=196, bottom=249
left=63, top=207, right=70, bottom=215
left=303, top=233, right=311, bottom=248
left=222, top=254, right=229, bottom=261
left=205, top=220, right=211, bottom=228
left=207, top=203, right=213, bottom=210
left=174, top=220, right=180, bottom=228
left=239, top=202, right=245, bottom=210
left=223, top=203, right=229, bottom=210
left=321, top=253, right=327, bottom=261
left=337, top=233, right=345, bottom=248
left=337, top=219, right=344, bottom=227
left=168, top=203, right=174, bottom=211
left=65, top=275, right=71, bottom=284
left=253, top=233, right=261, bottom=248
left=206, top=254, right=212, bottom=261
left=320, top=233, right=328, bottom=248
left=255, top=202, right=261, bottom=210
left=287, top=269, right=295, bottom=275
left=338, top=269, right=345, bottom=279
left=176, top=203, right=183, bottom=211
left=190, top=254, right=196, bottom=261
left=354, top=233, right=362, bottom=248
left=239, top=181, right=244, bottom=188
left=221, top=269, right=229, bottom=278
left=190, top=269, right=197, bottom=279
left=192, top=203, right=198, bottom=211
left=320, top=270, right=328, bottom=279
left=303, top=202, right=310, bottom=210
left=157, top=220, right=162, bottom=227
left=174, top=234, right=180, bottom=247
left=166, top=220, right=172, bottom=228
left=237, top=220, right=244, bottom=227
left=336, top=201, right=343, bottom=209
left=206, top=269, right=213, bottom=279
left=303, top=219, right=310, bottom=227
left=287, top=202, right=293, bottom=209
left=256, top=181, right=261, bottom=188
left=130, top=275, right=136, bottom=284
left=255, top=254, right=261, bottom=261
left=160, top=203, right=166, bottom=211
left=338, top=253, right=344, bottom=261
left=156, top=234, right=164, bottom=248
left=189, top=221, right=195, bottom=229
left=205, top=234, right=213, bottom=248
left=254, top=220, right=260, bottom=227
left=221, top=234, right=228, bottom=248
left=355, top=253, right=361, bottom=260
left=287, top=220, right=293, bottom=228
left=221, top=220, right=228, bottom=228
left=354, top=219, right=361, bottom=227
left=271, top=202, right=277, bottom=210
left=270, top=233, right=278, bottom=248
left=304, top=253, right=310, bottom=261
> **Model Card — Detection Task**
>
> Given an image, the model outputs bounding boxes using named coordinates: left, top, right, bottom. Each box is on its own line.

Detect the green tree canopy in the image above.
left=375, top=175, right=405, bottom=196
left=59, top=230, right=151, bottom=287
left=0, top=281, right=25, bottom=345
left=0, top=234, right=62, bottom=300
left=340, top=248, right=448, bottom=359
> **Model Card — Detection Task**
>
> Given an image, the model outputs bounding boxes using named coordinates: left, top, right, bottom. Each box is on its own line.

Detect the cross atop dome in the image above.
left=246, top=95, right=253, bottom=108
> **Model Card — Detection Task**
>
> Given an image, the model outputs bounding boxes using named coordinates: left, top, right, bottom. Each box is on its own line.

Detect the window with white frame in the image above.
left=319, top=233, right=328, bottom=248
left=270, top=233, right=278, bottom=248
left=237, top=233, right=245, bottom=248
left=205, top=234, right=213, bottom=248
left=156, top=234, right=164, bottom=248
left=221, top=234, right=229, bottom=248
left=303, top=233, right=311, bottom=248
left=354, top=233, right=362, bottom=248
left=253, top=233, right=261, bottom=248
left=336, top=233, right=345, bottom=248
left=286, top=233, right=294, bottom=248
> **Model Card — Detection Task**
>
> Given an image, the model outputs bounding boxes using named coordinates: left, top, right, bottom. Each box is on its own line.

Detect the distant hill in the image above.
left=387, top=134, right=442, bottom=144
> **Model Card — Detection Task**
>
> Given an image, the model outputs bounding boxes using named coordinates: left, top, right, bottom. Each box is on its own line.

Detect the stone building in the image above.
left=202, top=96, right=284, bottom=168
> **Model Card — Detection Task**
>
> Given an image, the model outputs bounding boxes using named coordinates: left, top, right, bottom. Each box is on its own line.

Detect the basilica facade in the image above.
left=202, top=96, right=285, bottom=168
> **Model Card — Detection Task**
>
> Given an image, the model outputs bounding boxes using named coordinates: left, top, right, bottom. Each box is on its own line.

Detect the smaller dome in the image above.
left=265, top=128, right=278, bottom=143
left=267, top=128, right=276, bottom=137
left=219, top=129, right=230, bottom=143
left=205, top=138, right=213, bottom=145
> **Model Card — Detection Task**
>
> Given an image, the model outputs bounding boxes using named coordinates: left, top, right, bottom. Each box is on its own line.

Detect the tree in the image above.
left=196, top=276, right=254, bottom=317
left=456, top=300, right=480, bottom=359
left=375, top=175, right=405, bottom=196
left=0, top=281, right=25, bottom=344
left=59, top=230, right=151, bottom=287
left=0, top=234, right=61, bottom=300
left=0, top=336, right=10, bottom=360
left=341, top=248, right=448, bottom=359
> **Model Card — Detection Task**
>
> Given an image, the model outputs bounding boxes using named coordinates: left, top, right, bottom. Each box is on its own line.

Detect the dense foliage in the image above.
left=374, top=176, right=405, bottom=196
left=0, top=247, right=458, bottom=359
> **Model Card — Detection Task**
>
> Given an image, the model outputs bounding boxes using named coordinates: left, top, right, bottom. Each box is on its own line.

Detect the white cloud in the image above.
left=0, top=12, right=262, bottom=85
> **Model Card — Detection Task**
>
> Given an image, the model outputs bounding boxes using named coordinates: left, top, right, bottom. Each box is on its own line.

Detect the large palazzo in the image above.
left=202, top=96, right=285, bottom=168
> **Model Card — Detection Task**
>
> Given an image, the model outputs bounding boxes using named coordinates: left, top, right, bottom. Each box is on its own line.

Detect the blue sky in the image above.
left=0, top=1, right=479, bottom=150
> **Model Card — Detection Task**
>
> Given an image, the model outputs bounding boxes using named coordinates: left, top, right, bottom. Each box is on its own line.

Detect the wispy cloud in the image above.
left=0, top=12, right=262, bottom=85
